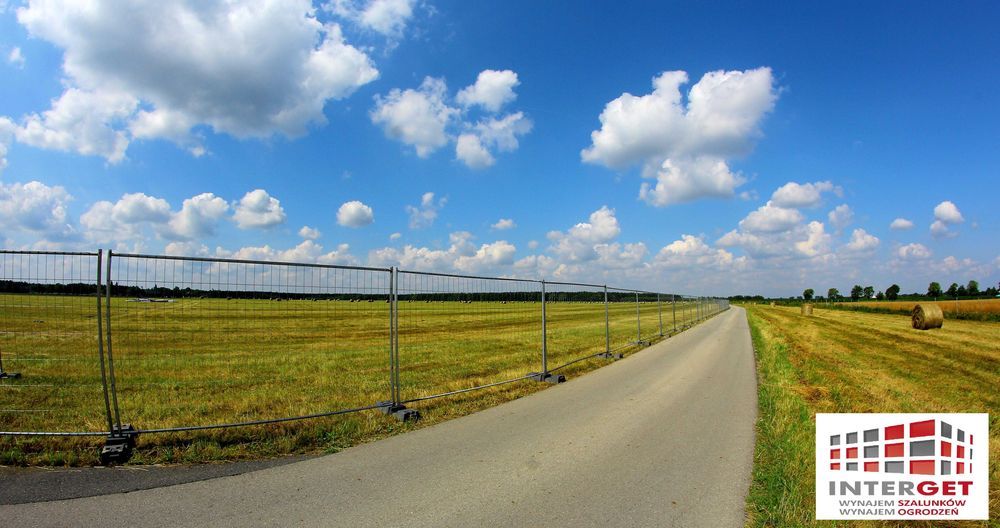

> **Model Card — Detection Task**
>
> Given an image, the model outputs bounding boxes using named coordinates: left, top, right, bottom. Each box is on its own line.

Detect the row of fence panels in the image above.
left=1, top=249, right=729, bottom=442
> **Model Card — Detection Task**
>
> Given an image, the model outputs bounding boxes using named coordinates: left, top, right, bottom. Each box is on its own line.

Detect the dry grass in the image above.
left=0, top=295, right=708, bottom=465
left=744, top=304, right=999, bottom=527
left=837, top=298, right=1000, bottom=322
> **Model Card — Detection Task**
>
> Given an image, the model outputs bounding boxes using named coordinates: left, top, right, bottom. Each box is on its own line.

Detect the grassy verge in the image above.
left=743, top=305, right=998, bottom=527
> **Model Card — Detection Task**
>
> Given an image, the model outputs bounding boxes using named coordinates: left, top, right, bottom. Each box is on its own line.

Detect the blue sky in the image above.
left=0, top=0, right=997, bottom=296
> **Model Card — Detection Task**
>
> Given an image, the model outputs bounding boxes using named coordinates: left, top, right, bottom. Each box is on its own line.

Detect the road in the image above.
left=1, top=306, right=757, bottom=528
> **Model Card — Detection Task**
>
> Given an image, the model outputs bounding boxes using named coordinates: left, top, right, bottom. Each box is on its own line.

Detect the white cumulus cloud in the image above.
left=164, top=193, right=230, bottom=240
left=326, top=0, right=416, bottom=38
left=889, top=218, right=913, bottom=230
left=456, top=69, right=519, bottom=112
left=337, top=200, right=374, bottom=227
left=7, top=1, right=379, bottom=162
left=7, top=46, right=24, bottom=68
left=491, top=218, right=516, bottom=230
left=233, top=189, right=286, bottom=229
left=827, top=204, right=853, bottom=231
left=405, top=192, right=445, bottom=229
left=738, top=201, right=803, bottom=233
left=770, top=181, right=837, bottom=208
left=845, top=228, right=879, bottom=252
left=299, top=226, right=321, bottom=240
left=583, top=68, right=777, bottom=206
left=0, top=180, right=72, bottom=235
left=897, top=243, right=932, bottom=260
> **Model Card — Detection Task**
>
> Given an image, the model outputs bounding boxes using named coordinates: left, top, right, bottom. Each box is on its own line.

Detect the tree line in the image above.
left=802, top=279, right=997, bottom=302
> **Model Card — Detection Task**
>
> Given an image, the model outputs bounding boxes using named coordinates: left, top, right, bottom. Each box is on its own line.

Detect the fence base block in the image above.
left=529, top=372, right=565, bottom=384
left=377, top=402, right=421, bottom=422
left=99, top=424, right=138, bottom=465
left=0, top=372, right=21, bottom=379
left=597, top=352, right=624, bottom=360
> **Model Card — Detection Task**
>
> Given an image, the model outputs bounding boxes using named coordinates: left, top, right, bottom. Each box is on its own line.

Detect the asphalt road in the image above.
left=0, top=306, right=757, bottom=528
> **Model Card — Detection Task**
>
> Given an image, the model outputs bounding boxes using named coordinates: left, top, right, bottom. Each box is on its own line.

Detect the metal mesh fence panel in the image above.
left=638, top=292, right=662, bottom=342
left=607, top=287, right=641, bottom=352
left=0, top=251, right=108, bottom=434
left=107, top=253, right=391, bottom=431
left=395, top=271, right=541, bottom=402
left=544, top=282, right=610, bottom=370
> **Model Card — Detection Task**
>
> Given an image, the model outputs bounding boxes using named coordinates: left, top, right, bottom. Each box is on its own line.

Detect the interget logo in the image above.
left=815, top=413, right=989, bottom=520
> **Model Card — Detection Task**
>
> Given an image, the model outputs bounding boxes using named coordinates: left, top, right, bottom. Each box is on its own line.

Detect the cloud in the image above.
left=336, top=200, right=374, bottom=227
left=456, top=69, right=519, bottom=112
left=389, top=232, right=401, bottom=240
left=455, top=133, right=494, bottom=169
left=326, top=0, right=416, bottom=38
left=933, top=201, right=964, bottom=224
left=655, top=234, right=739, bottom=270
left=844, top=228, right=879, bottom=252
left=738, top=201, right=803, bottom=233
left=889, top=217, right=913, bottom=230
left=405, top=192, right=445, bottom=229
left=931, top=201, right=963, bottom=238
left=0, top=180, right=73, bottom=236
left=491, top=218, right=516, bottom=230
left=225, top=240, right=358, bottom=266
left=374, top=71, right=531, bottom=167
left=454, top=240, right=517, bottom=273
left=8, top=1, right=378, bottom=162
left=582, top=68, right=777, bottom=206
left=371, top=77, right=456, bottom=157
left=547, top=206, right=621, bottom=262
left=770, top=181, right=838, bottom=208
left=299, top=226, right=321, bottom=240
left=827, top=204, right=853, bottom=231
left=7, top=47, right=24, bottom=68
left=639, top=156, right=745, bottom=206
left=897, top=243, right=932, bottom=260
left=233, top=189, right=286, bottom=229
left=794, top=221, right=831, bottom=257
left=164, top=193, right=229, bottom=240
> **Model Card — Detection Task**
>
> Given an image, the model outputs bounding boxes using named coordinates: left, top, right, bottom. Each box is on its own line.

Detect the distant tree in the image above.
left=876, top=291, right=885, bottom=300
left=986, top=286, right=999, bottom=297
left=967, top=280, right=980, bottom=296
left=803, top=288, right=814, bottom=300
left=828, top=288, right=840, bottom=301
left=863, top=286, right=875, bottom=299
left=851, top=285, right=864, bottom=301
left=946, top=283, right=959, bottom=298
left=957, top=285, right=967, bottom=297
left=885, top=284, right=901, bottom=300
left=928, top=282, right=942, bottom=298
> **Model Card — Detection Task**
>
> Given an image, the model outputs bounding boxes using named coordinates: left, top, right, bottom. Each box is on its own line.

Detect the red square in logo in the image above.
left=885, top=424, right=904, bottom=440
left=831, top=463, right=840, bottom=470
left=864, top=462, right=878, bottom=472
left=910, top=419, right=935, bottom=437
left=942, top=441, right=952, bottom=457
left=884, top=443, right=903, bottom=457
left=831, top=449, right=840, bottom=459
left=910, top=460, right=935, bottom=475
left=970, top=434, right=973, bottom=445
left=846, top=447, right=857, bottom=459
left=957, top=462, right=965, bottom=474
left=957, top=445, right=965, bottom=459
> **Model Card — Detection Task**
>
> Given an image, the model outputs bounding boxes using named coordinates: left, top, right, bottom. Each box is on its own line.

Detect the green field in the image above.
left=0, top=294, right=712, bottom=465
left=743, top=304, right=999, bottom=527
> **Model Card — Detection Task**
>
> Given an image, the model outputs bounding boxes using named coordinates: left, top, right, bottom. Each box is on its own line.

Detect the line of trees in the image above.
left=802, top=280, right=998, bottom=302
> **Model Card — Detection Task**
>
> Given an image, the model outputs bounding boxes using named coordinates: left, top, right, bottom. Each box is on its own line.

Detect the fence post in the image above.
left=380, top=267, right=418, bottom=421
left=672, top=294, right=676, bottom=333
left=532, top=279, right=563, bottom=383
left=99, top=249, right=137, bottom=465
left=657, top=293, right=663, bottom=337
left=635, top=291, right=643, bottom=345
left=599, top=285, right=621, bottom=359
left=95, top=250, right=114, bottom=435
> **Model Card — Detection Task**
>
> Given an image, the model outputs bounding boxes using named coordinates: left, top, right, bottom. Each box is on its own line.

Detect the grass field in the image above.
left=743, top=304, right=999, bottom=527
left=824, top=298, right=1000, bottom=322
left=0, top=294, right=712, bottom=465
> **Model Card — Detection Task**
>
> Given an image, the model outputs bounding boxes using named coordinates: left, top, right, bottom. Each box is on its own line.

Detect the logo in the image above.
left=816, top=413, right=989, bottom=520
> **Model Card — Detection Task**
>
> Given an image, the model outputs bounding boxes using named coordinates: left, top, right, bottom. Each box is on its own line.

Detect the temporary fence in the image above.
left=0, top=249, right=728, bottom=463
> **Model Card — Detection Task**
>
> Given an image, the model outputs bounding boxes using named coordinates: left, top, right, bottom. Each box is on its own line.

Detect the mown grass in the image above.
left=0, top=295, right=711, bottom=465
left=743, top=304, right=999, bottom=527
left=818, top=298, right=1000, bottom=322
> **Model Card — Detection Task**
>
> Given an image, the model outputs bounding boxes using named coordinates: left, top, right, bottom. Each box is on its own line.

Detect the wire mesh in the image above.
left=0, top=251, right=107, bottom=434
left=544, top=282, right=611, bottom=370
left=107, top=253, right=392, bottom=431
left=395, top=271, right=542, bottom=402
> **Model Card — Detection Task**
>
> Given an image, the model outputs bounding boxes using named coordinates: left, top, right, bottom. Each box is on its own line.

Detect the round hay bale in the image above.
left=801, top=303, right=814, bottom=316
left=912, top=303, right=944, bottom=330
left=769, top=301, right=776, bottom=307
